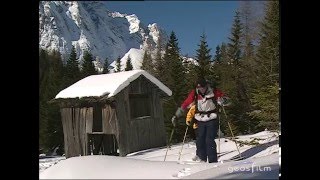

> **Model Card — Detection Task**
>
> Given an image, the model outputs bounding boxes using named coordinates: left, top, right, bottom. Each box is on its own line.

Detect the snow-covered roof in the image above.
left=55, top=70, right=172, bottom=99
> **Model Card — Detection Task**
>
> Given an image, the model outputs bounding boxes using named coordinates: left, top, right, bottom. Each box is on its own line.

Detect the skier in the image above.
left=171, top=77, right=226, bottom=163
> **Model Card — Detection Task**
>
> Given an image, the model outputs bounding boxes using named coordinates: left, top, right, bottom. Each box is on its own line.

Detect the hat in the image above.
left=197, top=77, right=207, bottom=87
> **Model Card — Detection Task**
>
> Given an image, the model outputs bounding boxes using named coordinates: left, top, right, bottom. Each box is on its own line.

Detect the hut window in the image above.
left=93, top=104, right=103, bottom=132
left=129, top=94, right=151, bottom=118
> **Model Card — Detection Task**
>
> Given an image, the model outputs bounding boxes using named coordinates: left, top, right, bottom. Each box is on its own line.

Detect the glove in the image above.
left=175, top=107, right=184, bottom=118
left=186, top=120, right=191, bottom=126
left=171, top=116, right=177, bottom=127
left=217, top=97, right=224, bottom=106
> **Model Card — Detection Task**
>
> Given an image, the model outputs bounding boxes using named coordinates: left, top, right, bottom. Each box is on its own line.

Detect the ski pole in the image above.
left=218, top=114, right=221, bottom=154
left=164, top=127, right=175, bottom=161
left=221, top=105, right=242, bottom=158
left=178, top=125, right=189, bottom=161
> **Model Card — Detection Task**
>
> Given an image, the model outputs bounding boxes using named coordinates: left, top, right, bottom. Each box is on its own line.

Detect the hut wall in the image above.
left=114, top=76, right=167, bottom=156
left=114, top=88, right=130, bottom=156
left=60, top=107, right=92, bottom=158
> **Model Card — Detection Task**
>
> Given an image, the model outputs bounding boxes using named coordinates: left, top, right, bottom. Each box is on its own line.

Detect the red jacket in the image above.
left=181, top=88, right=224, bottom=111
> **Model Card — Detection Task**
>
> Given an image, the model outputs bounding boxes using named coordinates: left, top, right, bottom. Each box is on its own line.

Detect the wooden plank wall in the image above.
left=102, top=105, right=119, bottom=154
left=61, top=108, right=70, bottom=158
left=114, top=89, right=129, bottom=156
left=121, top=77, right=167, bottom=155
left=61, top=107, right=93, bottom=158
left=153, top=82, right=167, bottom=146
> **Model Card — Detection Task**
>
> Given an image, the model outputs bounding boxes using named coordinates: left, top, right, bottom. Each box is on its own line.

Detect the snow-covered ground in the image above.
left=40, top=130, right=280, bottom=179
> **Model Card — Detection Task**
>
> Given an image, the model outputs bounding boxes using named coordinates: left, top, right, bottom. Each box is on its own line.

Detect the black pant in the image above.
left=196, top=119, right=218, bottom=163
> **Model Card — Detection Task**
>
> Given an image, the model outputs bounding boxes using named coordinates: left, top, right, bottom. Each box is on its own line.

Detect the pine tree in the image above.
left=102, top=58, right=110, bottom=74
left=228, top=11, right=242, bottom=65
left=255, top=1, right=279, bottom=86
left=141, top=50, right=153, bottom=74
left=223, top=10, right=255, bottom=134
left=213, top=45, right=222, bottom=64
left=125, top=55, right=133, bottom=71
left=39, top=49, right=50, bottom=151
left=195, top=33, right=212, bottom=79
left=248, top=83, right=279, bottom=130
left=39, top=48, right=49, bottom=83
left=65, top=45, right=80, bottom=86
left=162, top=31, right=188, bottom=143
left=249, top=1, right=279, bottom=131
left=81, top=50, right=97, bottom=78
left=164, top=31, right=187, bottom=103
left=240, top=1, right=255, bottom=58
left=238, top=2, right=259, bottom=133
left=210, top=45, right=223, bottom=89
left=115, top=56, right=121, bottom=72
left=40, top=49, right=65, bottom=154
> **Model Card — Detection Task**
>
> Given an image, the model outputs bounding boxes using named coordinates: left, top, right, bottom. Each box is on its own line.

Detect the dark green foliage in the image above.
left=102, top=58, right=110, bottom=74
left=248, top=83, right=279, bottom=130
left=125, top=55, right=133, bottom=71
left=249, top=1, right=279, bottom=130
left=64, top=45, right=81, bottom=86
left=255, top=1, right=279, bottom=87
left=141, top=50, right=153, bottom=74
left=39, top=49, right=65, bottom=154
left=195, top=33, right=212, bottom=78
left=161, top=31, right=188, bottom=143
left=228, top=11, right=242, bottom=65
left=213, top=45, right=222, bottom=64
left=115, top=56, right=121, bottom=72
left=81, top=50, right=97, bottom=77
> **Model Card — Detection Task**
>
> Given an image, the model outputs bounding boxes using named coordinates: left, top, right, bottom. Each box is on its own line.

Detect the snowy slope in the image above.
left=109, top=48, right=144, bottom=70
left=39, top=1, right=168, bottom=64
left=40, top=130, right=280, bottom=179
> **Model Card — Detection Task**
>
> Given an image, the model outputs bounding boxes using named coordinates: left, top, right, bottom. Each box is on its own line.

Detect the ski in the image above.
left=177, top=160, right=206, bottom=165
left=218, top=156, right=247, bottom=163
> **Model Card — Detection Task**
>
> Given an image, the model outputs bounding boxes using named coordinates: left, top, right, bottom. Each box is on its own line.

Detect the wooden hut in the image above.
left=53, top=70, right=172, bottom=158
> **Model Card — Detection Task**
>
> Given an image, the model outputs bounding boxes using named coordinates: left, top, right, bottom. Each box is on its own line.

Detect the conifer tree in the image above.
left=164, top=31, right=187, bottom=104
left=162, top=31, right=187, bottom=143
left=213, top=45, right=222, bottom=64
left=255, top=1, right=279, bottom=86
left=40, top=49, right=64, bottom=154
left=195, top=33, right=212, bottom=78
left=228, top=11, right=242, bottom=65
left=141, top=50, right=153, bottom=74
left=249, top=1, right=279, bottom=130
left=223, top=10, right=253, bottom=134
left=102, top=58, right=110, bottom=74
left=125, top=55, right=133, bottom=71
left=115, top=56, right=121, bottom=72
left=81, top=50, right=97, bottom=77
left=65, top=45, right=80, bottom=85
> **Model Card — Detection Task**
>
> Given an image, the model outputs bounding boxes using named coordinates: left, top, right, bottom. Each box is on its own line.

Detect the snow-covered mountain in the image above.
left=39, top=1, right=168, bottom=66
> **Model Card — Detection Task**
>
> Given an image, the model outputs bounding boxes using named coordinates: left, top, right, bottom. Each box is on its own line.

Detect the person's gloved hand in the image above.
left=217, top=97, right=224, bottom=106
left=175, top=107, right=184, bottom=118
left=171, top=116, right=177, bottom=127
left=186, top=120, right=191, bottom=126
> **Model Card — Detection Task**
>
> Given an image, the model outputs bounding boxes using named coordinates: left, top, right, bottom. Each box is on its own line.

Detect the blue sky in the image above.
left=105, top=1, right=240, bottom=58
